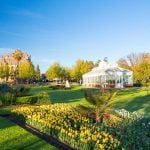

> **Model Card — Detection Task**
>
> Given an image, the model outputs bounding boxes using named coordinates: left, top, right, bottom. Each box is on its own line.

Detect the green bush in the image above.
left=0, top=84, right=13, bottom=93
left=16, top=96, right=38, bottom=104
left=0, top=84, right=31, bottom=105
left=0, top=93, right=16, bottom=105
left=13, top=84, right=30, bottom=97
left=36, top=92, right=51, bottom=104
left=49, top=84, right=65, bottom=90
left=16, top=92, right=50, bottom=104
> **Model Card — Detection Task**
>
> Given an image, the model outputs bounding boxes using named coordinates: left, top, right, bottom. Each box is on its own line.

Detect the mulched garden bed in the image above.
left=0, top=114, right=74, bottom=150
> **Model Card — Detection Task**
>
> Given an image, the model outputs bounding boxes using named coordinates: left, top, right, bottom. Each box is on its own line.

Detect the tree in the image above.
left=9, top=66, right=16, bottom=81
left=12, top=49, right=24, bottom=84
left=60, top=67, right=71, bottom=80
left=136, top=60, right=150, bottom=95
left=117, top=52, right=150, bottom=83
left=117, top=58, right=130, bottom=70
left=18, top=61, right=34, bottom=83
left=13, top=49, right=24, bottom=63
left=34, top=64, right=41, bottom=81
left=71, top=59, right=94, bottom=80
left=0, top=63, right=9, bottom=82
left=45, top=63, right=62, bottom=80
left=117, top=53, right=148, bottom=70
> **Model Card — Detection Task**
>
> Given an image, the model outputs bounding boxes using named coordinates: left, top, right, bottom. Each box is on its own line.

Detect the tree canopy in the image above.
left=34, top=64, right=41, bottom=81
left=71, top=59, right=94, bottom=80
left=117, top=52, right=150, bottom=84
left=18, top=61, right=34, bottom=81
left=0, top=63, right=9, bottom=81
left=45, top=63, right=62, bottom=80
left=12, top=49, right=24, bottom=63
left=136, top=60, right=150, bottom=86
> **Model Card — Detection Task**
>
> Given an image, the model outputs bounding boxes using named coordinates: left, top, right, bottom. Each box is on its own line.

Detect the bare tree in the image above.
left=117, top=52, right=149, bottom=71
left=117, top=52, right=150, bottom=84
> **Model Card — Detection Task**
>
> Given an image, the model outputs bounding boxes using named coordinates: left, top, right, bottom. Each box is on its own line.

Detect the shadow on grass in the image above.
left=0, top=132, right=56, bottom=150
left=0, top=118, right=58, bottom=150
left=0, top=116, right=15, bottom=129
left=48, top=89, right=85, bottom=103
left=116, top=88, right=143, bottom=96
left=113, top=94, right=150, bottom=116
left=0, top=107, right=12, bottom=116
left=49, top=88, right=101, bottom=104
left=29, top=86, right=101, bottom=104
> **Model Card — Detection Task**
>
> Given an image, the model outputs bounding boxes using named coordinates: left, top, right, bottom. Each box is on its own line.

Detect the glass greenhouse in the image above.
left=82, top=60, right=133, bottom=88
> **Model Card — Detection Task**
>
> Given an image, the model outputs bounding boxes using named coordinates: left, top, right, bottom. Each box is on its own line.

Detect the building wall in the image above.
left=0, top=51, right=31, bottom=83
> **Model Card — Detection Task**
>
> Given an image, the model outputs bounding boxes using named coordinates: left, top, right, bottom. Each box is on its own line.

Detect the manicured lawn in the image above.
left=110, top=87, right=150, bottom=117
left=0, top=86, right=149, bottom=149
left=0, top=117, right=57, bottom=150
left=29, top=86, right=90, bottom=105
left=29, top=86, right=150, bottom=116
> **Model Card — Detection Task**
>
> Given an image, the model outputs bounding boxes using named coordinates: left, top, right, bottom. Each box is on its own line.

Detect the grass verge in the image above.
left=0, top=117, right=57, bottom=150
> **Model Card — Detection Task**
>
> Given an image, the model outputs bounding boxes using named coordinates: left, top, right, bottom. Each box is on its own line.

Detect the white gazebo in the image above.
left=82, top=59, right=133, bottom=88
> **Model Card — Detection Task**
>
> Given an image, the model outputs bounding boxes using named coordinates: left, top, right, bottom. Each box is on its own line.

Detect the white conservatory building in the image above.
left=82, top=60, right=133, bottom=88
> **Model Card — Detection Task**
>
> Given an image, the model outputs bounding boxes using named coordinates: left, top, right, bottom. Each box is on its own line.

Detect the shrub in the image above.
left=0, top=84, right=13, bottom=93
left=13, top=84, right=30, bottom=97
left=0, top=93, right=16, bottom=105
left=0, top=84, right=31, bottom=105
left=16, top=92, right=50, bottom=104
left=49, top=84, right=65, bottom=90
left=16, top=95, right=38, bottom=104
left=36, top=92, right=51, bottom=104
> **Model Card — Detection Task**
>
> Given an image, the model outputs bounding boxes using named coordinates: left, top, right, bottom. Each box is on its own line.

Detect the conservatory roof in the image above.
left=83, top=60, right=132, bottom=77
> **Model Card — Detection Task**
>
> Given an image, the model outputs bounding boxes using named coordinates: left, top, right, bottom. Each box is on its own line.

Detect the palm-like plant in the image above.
left=81, top=89, right=117, bottom=123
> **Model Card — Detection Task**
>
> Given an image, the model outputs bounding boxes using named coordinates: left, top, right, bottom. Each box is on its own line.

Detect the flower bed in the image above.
left=12, top=104, right=150, bottom=150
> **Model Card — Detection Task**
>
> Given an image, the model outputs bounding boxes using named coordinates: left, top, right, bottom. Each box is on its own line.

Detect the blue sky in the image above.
left=0, top=0, right=150, bottom=73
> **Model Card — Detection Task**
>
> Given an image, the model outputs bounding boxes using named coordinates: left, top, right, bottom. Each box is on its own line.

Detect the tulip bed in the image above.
left=12, top=104, right=150, bottom=150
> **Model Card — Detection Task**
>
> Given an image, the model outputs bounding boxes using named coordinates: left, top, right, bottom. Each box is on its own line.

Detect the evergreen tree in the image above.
left=35, top=64, right=41, bottom=81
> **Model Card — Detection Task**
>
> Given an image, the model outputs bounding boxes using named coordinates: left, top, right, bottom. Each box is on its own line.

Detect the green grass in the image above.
left=0, top=107, right=12, bottom=115
left=0, top=117, right=57, bottom=150
left=0, top=86, right=149, bottom=149
left=29, top=86, right=150, bottom=116
left=29, top=86, right=90, bottom=105
left=109, top=87, right=150, bottom=117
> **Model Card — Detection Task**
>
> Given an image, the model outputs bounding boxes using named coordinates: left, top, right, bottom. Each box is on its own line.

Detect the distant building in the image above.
left=0, top=50, right=31, bottom=83
left=82, top=59, right=133, bottom=88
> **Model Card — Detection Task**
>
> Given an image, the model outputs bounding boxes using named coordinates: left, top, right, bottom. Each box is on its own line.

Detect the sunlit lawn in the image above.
left=0, top=117, right=57, bottom=150
left=29, top=85, right=150, bottom=116
left=110, top=87, right=150, bottom=117
left=29, top=86, right=90, bottom=105
left=0, top=86, right=149, bottom=150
